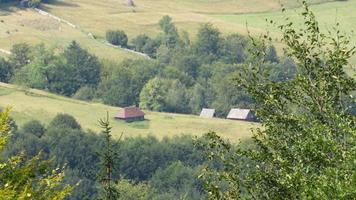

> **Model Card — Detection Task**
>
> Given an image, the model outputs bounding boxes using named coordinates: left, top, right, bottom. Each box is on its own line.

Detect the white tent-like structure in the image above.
left=227, top=108, right=256, bottom=121
left=199, top=108, right=215, bottom=118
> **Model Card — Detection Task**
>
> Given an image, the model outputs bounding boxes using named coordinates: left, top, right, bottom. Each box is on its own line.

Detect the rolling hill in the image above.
left=0, top=82, right=256, bottom=142
left=2, top=0, right=355, bottom=66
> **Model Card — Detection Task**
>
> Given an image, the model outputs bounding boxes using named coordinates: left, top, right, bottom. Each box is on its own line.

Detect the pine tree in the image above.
left=98, top=112, right=121, bottom=200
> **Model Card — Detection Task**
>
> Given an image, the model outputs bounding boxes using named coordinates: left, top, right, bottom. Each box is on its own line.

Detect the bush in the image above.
left=106, top=30, right=128, bottom=47
left=131, top=34, right=150, bottom=52
left=72, top=86, right=96, bottom=101
left=115, top=180, right=152, bottom=200
left=49, top=113, right=81, bottom=130
left=22, top=120, right=45, bottom=138
left=142, top=38, right=161, bottom=58
left=150, top=161, right=203, bottom=199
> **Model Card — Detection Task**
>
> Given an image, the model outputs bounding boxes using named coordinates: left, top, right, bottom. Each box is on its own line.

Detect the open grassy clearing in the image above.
left=0, top=5, right=139, bottom=62
left=42, top=0, right=334, bottom=39
left=0, top=82, right=256, bottom=142
left=1, top=0, right=343, bottom=62
left=210, top=0, right=356, bottom=69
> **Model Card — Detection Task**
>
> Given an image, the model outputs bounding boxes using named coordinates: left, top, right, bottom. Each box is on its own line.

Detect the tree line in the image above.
left=2, top=113, right=216, bottom=199
left=0, top=16, right=297, bottom=117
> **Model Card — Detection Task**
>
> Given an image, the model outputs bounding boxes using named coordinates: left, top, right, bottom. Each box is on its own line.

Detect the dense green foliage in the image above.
left=0, top=108, right=73, bottom=199
left=98, top=59, right=160, bottom=107
left=115, top=179, right=152, bottom=200
left=106, top=30, right=128, bottom=47
left=0, top=58, right=13, bottom=83
left=9, top=43, right=32, bottom=70
left=198, top=2, right=356, bottom=199
left=10, top=41, right=100, bottom=96
left=49, top=113, right=82, bottom=130
left=4, top=113, right=209, bottom=199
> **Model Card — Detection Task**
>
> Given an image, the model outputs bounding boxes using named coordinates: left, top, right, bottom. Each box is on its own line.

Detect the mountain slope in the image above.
left=1, top=0, right=344, bottom=61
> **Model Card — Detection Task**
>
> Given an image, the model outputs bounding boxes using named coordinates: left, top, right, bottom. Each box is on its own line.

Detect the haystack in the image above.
left=126, top=0, right=135, bottom=7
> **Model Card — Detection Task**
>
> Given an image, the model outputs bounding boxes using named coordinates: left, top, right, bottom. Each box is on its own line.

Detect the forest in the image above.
left=2, top=113, right=212, bottom=199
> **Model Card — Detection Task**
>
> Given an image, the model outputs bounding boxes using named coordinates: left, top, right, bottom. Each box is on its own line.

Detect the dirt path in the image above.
left=0, top=49, right=11, bottom=55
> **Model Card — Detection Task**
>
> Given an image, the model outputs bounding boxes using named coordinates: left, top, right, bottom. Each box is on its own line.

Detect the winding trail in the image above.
left=33, top=8, right=151, bottom=59
left=0, top=49, right=11, bottom=55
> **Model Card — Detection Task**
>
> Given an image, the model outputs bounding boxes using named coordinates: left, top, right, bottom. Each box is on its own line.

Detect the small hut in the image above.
left=114, top=106, right=144, bottom=122
left=227, top=109, right=256, bottom=121
left=199, top=108, right=215, bottom=118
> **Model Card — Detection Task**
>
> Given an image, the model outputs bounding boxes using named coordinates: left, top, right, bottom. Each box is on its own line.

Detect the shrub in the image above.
left=22, top=120, right=45, bottom=138
left=115, top=180, right=152, bottom=200
left=106, top=30, right=128, bottom=47
left=49, top=113, right=81, bottom=130
left=131, top=34, right=150, bottom=52
left=72, top=86, right=96, bottom=101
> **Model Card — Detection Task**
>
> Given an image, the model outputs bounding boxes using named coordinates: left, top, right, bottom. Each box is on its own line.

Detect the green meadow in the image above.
left=0, top=82, right=256, bottom=142
left=210, top=0, right=356, bottom=70
left=2, top=0, right=352, bottom=63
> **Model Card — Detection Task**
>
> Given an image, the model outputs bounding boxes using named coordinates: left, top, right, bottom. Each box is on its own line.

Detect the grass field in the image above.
left=0, top=82, right=256, bottom=142
left=0, top=4, right=139, bottom=62
left=41, top=0, right=335, bottom=39
left=1, top=0, right=348, bottom=62
left=210, top=0, right=356, bottom=70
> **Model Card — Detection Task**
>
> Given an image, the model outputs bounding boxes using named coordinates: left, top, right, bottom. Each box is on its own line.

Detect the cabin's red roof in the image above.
left=114, top=107, right=145, bottom=119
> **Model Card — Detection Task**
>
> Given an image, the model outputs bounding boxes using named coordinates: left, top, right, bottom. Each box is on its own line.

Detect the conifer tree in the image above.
left=98, top=113, right=121, bottom=200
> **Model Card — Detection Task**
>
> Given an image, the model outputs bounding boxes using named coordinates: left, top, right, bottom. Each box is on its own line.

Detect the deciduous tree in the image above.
left=198, top=2, right=356, bottom=199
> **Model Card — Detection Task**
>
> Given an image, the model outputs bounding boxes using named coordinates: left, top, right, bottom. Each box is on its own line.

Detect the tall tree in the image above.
left=198, top=1, right=356, bottom=199
left=63, top=41, right=101, bottom=94
left=159, top=15, right=179, bottom=49
left=11, top=44, right=58, bottom=89
left=98, top=113, right=120, bottom=200
left=164, top=79, right=189, bottom=113
left=188, top=83, right=206, bottom=114
left=194, top=23, right=222, bottom=62
left=139, top=77, right=168, bottom=111
left=9, top=43, right=32, bottom=70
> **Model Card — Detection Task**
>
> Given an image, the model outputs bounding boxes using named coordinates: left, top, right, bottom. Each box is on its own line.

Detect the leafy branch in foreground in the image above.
left=197, top=1, right=355, bottom=199
left=0, top=108, right=73, bottom=199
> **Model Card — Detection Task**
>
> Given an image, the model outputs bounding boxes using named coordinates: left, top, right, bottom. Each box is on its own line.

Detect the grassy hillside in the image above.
left=1, top=0, right=347, bottom=62
left=42, top=0, right=335, bottom=39
left=211, top=0, right=356, bottom=71
left=0, top=82, right=256, bottom=142
left=0, top=4, right=139, bottom=61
